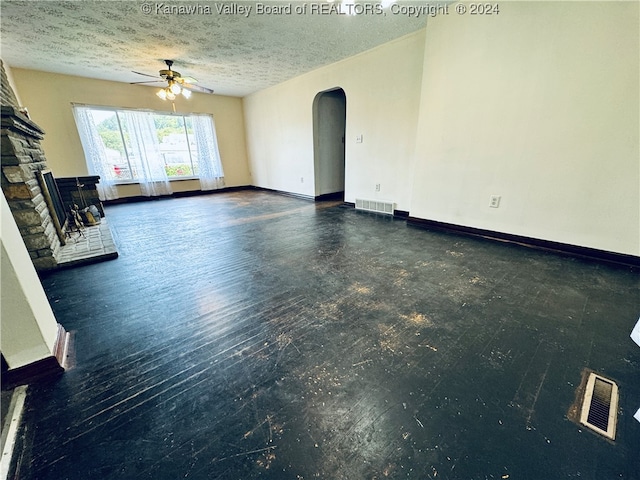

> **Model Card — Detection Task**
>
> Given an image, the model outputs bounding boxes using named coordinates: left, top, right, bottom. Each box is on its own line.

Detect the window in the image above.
left=73, top=106, right=224, bottom=199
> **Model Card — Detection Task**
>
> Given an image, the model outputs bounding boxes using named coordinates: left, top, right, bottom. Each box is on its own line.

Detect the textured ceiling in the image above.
left=0, top=1, right=430, bottom=97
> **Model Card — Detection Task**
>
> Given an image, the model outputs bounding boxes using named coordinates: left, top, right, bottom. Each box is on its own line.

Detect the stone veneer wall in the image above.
left=1, top=60, right=62, bottom=270
left=0, top=60, right=20, bottom=108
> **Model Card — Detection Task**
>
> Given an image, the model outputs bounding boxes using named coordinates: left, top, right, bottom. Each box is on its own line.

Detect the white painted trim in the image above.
left=0, top=385, right=27, bottom=480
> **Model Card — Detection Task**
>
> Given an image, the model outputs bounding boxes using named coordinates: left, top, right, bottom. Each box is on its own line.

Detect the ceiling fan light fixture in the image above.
left=135, top=60, right=211, bottom=101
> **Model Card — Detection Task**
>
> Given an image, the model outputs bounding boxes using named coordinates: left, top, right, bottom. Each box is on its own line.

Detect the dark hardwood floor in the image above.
left=12, top=190, right=640, bottom=479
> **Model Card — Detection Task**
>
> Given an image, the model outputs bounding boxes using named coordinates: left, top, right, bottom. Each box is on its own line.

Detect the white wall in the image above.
left=244, top=30, right=426, bottom=208
left=411, top=1, right=639, bottom=255
left=1, top=193, right=60, bottom=369
left=10, top=70, right=252, bottom=197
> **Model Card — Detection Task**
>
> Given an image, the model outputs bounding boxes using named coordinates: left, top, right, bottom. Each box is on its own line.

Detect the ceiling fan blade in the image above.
left=130, top=80, right=164, bottom=85
left=130, top=61, right=211, bottom=94
left=182, top=83, right=214, bottom=94
left=132, top=70, right=159, bottom=79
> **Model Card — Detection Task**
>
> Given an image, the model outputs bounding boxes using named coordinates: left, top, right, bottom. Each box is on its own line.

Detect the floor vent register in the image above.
left=579, top=372, right=619, bottom=441
left=355, top=199, right=394, bottom=215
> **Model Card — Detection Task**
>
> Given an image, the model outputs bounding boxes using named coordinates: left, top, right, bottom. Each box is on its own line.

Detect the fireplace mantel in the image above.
left=1, top=105, right=45, bottom=140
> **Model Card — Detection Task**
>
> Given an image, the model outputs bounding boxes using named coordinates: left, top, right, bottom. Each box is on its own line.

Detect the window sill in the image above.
left=113, top=177, right=200, bottom=186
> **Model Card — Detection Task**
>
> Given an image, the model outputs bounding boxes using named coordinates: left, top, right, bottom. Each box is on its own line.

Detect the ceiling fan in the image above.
left=130, top=60, right=214, bottom=101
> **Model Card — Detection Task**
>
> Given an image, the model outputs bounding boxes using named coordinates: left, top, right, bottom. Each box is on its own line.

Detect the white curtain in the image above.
left=73, top=107, right=222, bottom=197
left=72, top=106, right=119, bottom=201
left=193, top=115, right=225, bottom=191
left=120, top=111, right=173, bottom=197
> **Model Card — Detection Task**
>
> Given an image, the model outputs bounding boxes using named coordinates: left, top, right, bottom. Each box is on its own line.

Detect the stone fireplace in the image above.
left=1, top=64, right=62, bottom=270
left=1, top=61, right=113, bottom=271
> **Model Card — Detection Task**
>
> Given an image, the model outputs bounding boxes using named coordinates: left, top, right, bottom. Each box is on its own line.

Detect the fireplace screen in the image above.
left=36, top=170, right=66, bottom=242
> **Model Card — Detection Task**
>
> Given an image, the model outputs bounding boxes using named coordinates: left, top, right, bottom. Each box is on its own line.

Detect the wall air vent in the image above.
left=355, top=199, right=394, bottom=215
left=579, top=372, right=619, bottom=440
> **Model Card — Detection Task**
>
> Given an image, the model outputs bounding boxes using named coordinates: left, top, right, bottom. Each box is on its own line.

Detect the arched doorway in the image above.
left=313, top=88, right=346, bottom=201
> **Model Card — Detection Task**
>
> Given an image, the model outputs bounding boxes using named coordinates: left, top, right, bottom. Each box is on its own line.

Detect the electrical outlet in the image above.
left=300, top=177, right=304, bottom=183
left=356, top=134, right=363, bottom=144
left=375, top=183, right=381, bottom=192
left=489, top=195, right=501, bottom=208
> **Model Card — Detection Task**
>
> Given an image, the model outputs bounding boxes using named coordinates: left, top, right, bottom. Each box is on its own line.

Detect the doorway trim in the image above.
left=312, top=87, right=346, bottom=201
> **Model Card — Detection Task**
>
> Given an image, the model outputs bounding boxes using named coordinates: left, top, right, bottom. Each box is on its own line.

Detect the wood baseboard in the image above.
left=52, top=324, right=72, bottom=369
left=103, top=185, right=254, bottom=205
left=251, top=186, right=314, bottom=201
left=407, top=217, right=640, bottom=268
left=1, top=324, right=69, bottom=390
